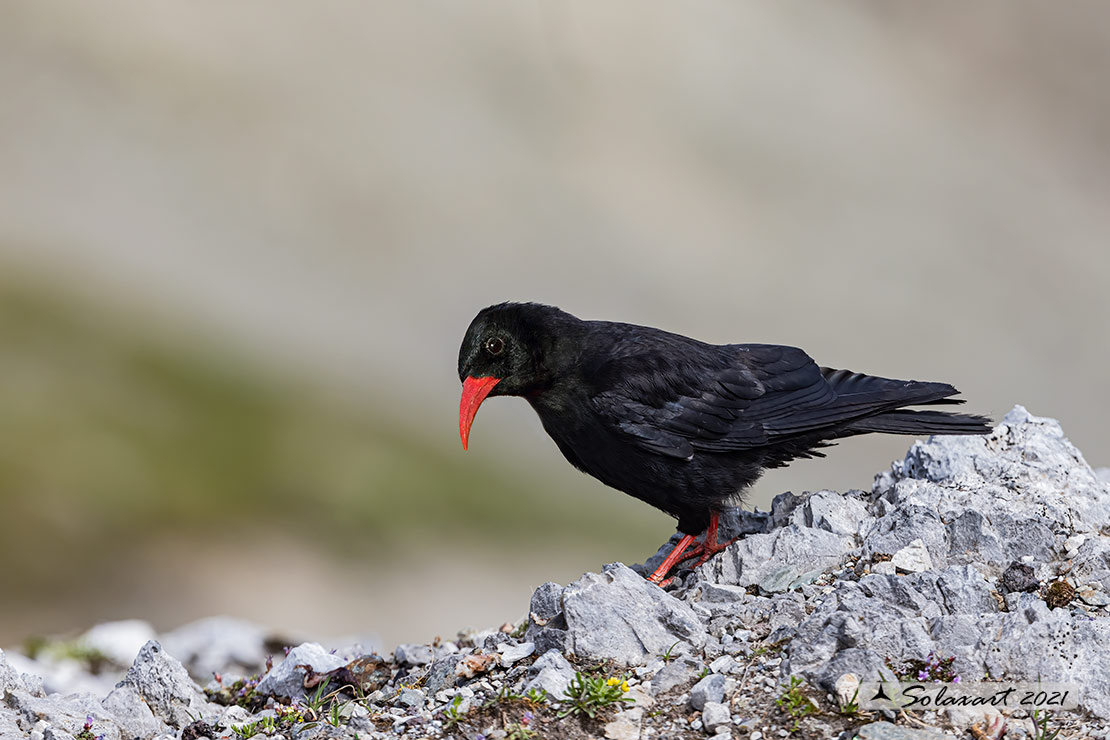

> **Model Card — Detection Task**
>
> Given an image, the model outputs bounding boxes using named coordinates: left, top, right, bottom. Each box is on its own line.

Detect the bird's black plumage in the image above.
left=458, top=302, right=991, bottom=537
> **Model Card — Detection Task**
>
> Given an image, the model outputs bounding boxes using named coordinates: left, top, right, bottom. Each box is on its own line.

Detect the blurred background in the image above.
left=1, top=1, right=1108, bottom=651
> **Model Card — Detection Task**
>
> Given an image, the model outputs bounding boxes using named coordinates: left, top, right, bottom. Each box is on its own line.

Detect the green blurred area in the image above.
left=0, top=276, right=659, bottom=602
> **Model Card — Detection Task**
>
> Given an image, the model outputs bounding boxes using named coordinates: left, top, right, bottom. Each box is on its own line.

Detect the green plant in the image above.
left=304, top=679, right=332, bottom=717
left=231, top=716, right=278, bottom=738
left=1031, top=708, right=1060, bottom=740
left=838, top=686, right=860, bottom=717
left=326, top=701, right=346, bottom=728
left=204, top=658, right=273, bottom=712
left=23, top=639, right=109, bottom=675
left=506, top=721, right=537, bottom=740
left=483, top=684, right=527, bottom=709
left=558, top=672, right=634, bottom=719
left=525, top=688, right=548, bottom=704
left=443, top=695, right=467, bottom=728
left=75, top=716, right=98, bottom=740
left=751, top=639, right=787, bottom=659
left=775, top=676, right=817, bottom=732
left=661, top=641, right=681, bottom=663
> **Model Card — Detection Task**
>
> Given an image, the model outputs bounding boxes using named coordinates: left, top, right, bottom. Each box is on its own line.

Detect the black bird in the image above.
left=458, top=302, right=990, bottom=585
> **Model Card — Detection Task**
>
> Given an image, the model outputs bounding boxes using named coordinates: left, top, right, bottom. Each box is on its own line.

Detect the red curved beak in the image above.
left=459, top=375, right=501, bottom=450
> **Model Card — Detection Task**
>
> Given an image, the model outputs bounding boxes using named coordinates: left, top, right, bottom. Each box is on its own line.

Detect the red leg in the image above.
left=676, top=511, right=740, bottom=567
left=647, top=533, right=697, bottom=586
left=647, top=512, right=741, bottom=587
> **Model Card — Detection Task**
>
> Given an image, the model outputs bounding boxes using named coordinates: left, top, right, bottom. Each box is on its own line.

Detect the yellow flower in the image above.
left=606, top=677, right=620, bottom=687
left=620, top=680, right=630, bottom=692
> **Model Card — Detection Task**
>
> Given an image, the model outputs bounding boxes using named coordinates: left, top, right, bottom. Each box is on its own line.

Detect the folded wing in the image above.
left=590, top=343, right=978, bottom=460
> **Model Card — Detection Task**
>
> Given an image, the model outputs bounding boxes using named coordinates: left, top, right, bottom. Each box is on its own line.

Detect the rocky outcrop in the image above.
left=1, top=406, right=1106, bottom=739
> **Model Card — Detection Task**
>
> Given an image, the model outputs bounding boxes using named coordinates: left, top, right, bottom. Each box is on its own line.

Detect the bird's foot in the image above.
left=677, top=534, right=741, bottom=569
left=646, top=511, right=742, bottom=588
left=646, top=533, right=697, bottom=588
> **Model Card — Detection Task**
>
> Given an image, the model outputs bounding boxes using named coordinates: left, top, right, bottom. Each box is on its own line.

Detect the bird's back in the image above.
left=529, top=318, right=988, bottom=533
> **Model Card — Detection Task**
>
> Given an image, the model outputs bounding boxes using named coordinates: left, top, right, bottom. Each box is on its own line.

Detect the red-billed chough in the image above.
left=457, top=302, right=990, bottom=586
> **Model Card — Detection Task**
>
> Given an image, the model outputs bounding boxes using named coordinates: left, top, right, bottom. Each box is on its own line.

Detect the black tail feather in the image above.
left=846, top=409, right=993, bottom=436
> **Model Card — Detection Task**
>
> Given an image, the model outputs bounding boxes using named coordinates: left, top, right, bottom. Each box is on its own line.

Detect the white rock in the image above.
left=890, top=539, right=933, bottom=573
left=1065, top=534, right=1087, bottom=557
left=522, top=650, right=575, bottom=700
left=701, top=702, right=731, bottom=733
left=255, top=643, right=347, bottom=700
left=497, top=641, right=535, bottom=666
left=604, top=713, right=641, bottom=740
left=82, top=620, right=158, bottom=667
left=834, top=673, right=860, bottom=707
left=160, top=617, right=269, bottom=677
left=871, top=561, right=897, bottom=576
left=709, top=655, right=734, bottom=674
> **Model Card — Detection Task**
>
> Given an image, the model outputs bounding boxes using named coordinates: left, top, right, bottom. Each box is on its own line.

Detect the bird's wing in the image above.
left=590, top=344, right=926, bottom=459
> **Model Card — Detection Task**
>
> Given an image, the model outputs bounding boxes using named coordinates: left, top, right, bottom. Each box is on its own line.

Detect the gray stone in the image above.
left=945, top=510, right=1005, bottom=565
left=112, top=640, right=213, bottom=728
left=688, top=673, right=726, bottom=710
left=522, top=650, right=575, bottom=701
left=768, top=409, right=1110, bottom=718
left=43, top=728, right=79, bottom=740
left=396, top=687, right=425, bottom=708
left=759, top=566, right=823, bottom=594
left=786, top=489, right=870, bottom=538
left=870, top=561, right=897, bottom=576
left=890, top=539, right=932, bottom=573
left=393, top=643, right=434, bottom=666
left=1072, top=537, right=1110, bottom=592
left=1078, top=586, right=1110, bottom=607
left=558, top=564, right=707, bottom=665
left=705, top=526, right=854, bottom=588
left=525, top=581, right=569, bottom=654
left=100, top=684, right=166, bottom=738
left=735, top=717, right=759, bottom=734
left=650, top=659, right=698, bottom=695
left=697, top=583, right=750, bottom=604
left=855, top=721, right=946, bottom=739
left=6, top=691, right=123, bottom=740
left=0, top=649, right=45, bottom=696
left=497, top=641, right=535, bottom=667
left=423, top=655, right=461, bottom=694
left=700, top=701, right=731, bottom=734
left=1000, top=561, right=1039, bottom=593
left=708, top=655, right=735, bottom=674
left=219, top=704, right=254, bottom=728
left=254, top=642, right=347, bottom=700
left=603, top=711, right=641, bottom=740
left=528, top=582, right=565, bottom=626
left=0, top=708, right=24, bottom=739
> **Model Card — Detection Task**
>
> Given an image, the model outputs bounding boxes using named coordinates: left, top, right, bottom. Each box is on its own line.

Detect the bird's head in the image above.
left=457, top=302, right=577, bottom=450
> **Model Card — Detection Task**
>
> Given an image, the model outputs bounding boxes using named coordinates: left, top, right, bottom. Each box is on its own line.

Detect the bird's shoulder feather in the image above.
left=583, top=329, right=832, bottom=458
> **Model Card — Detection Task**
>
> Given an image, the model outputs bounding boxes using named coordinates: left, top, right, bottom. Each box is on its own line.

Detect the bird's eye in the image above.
left=485, top=336, right=505, bottom=356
